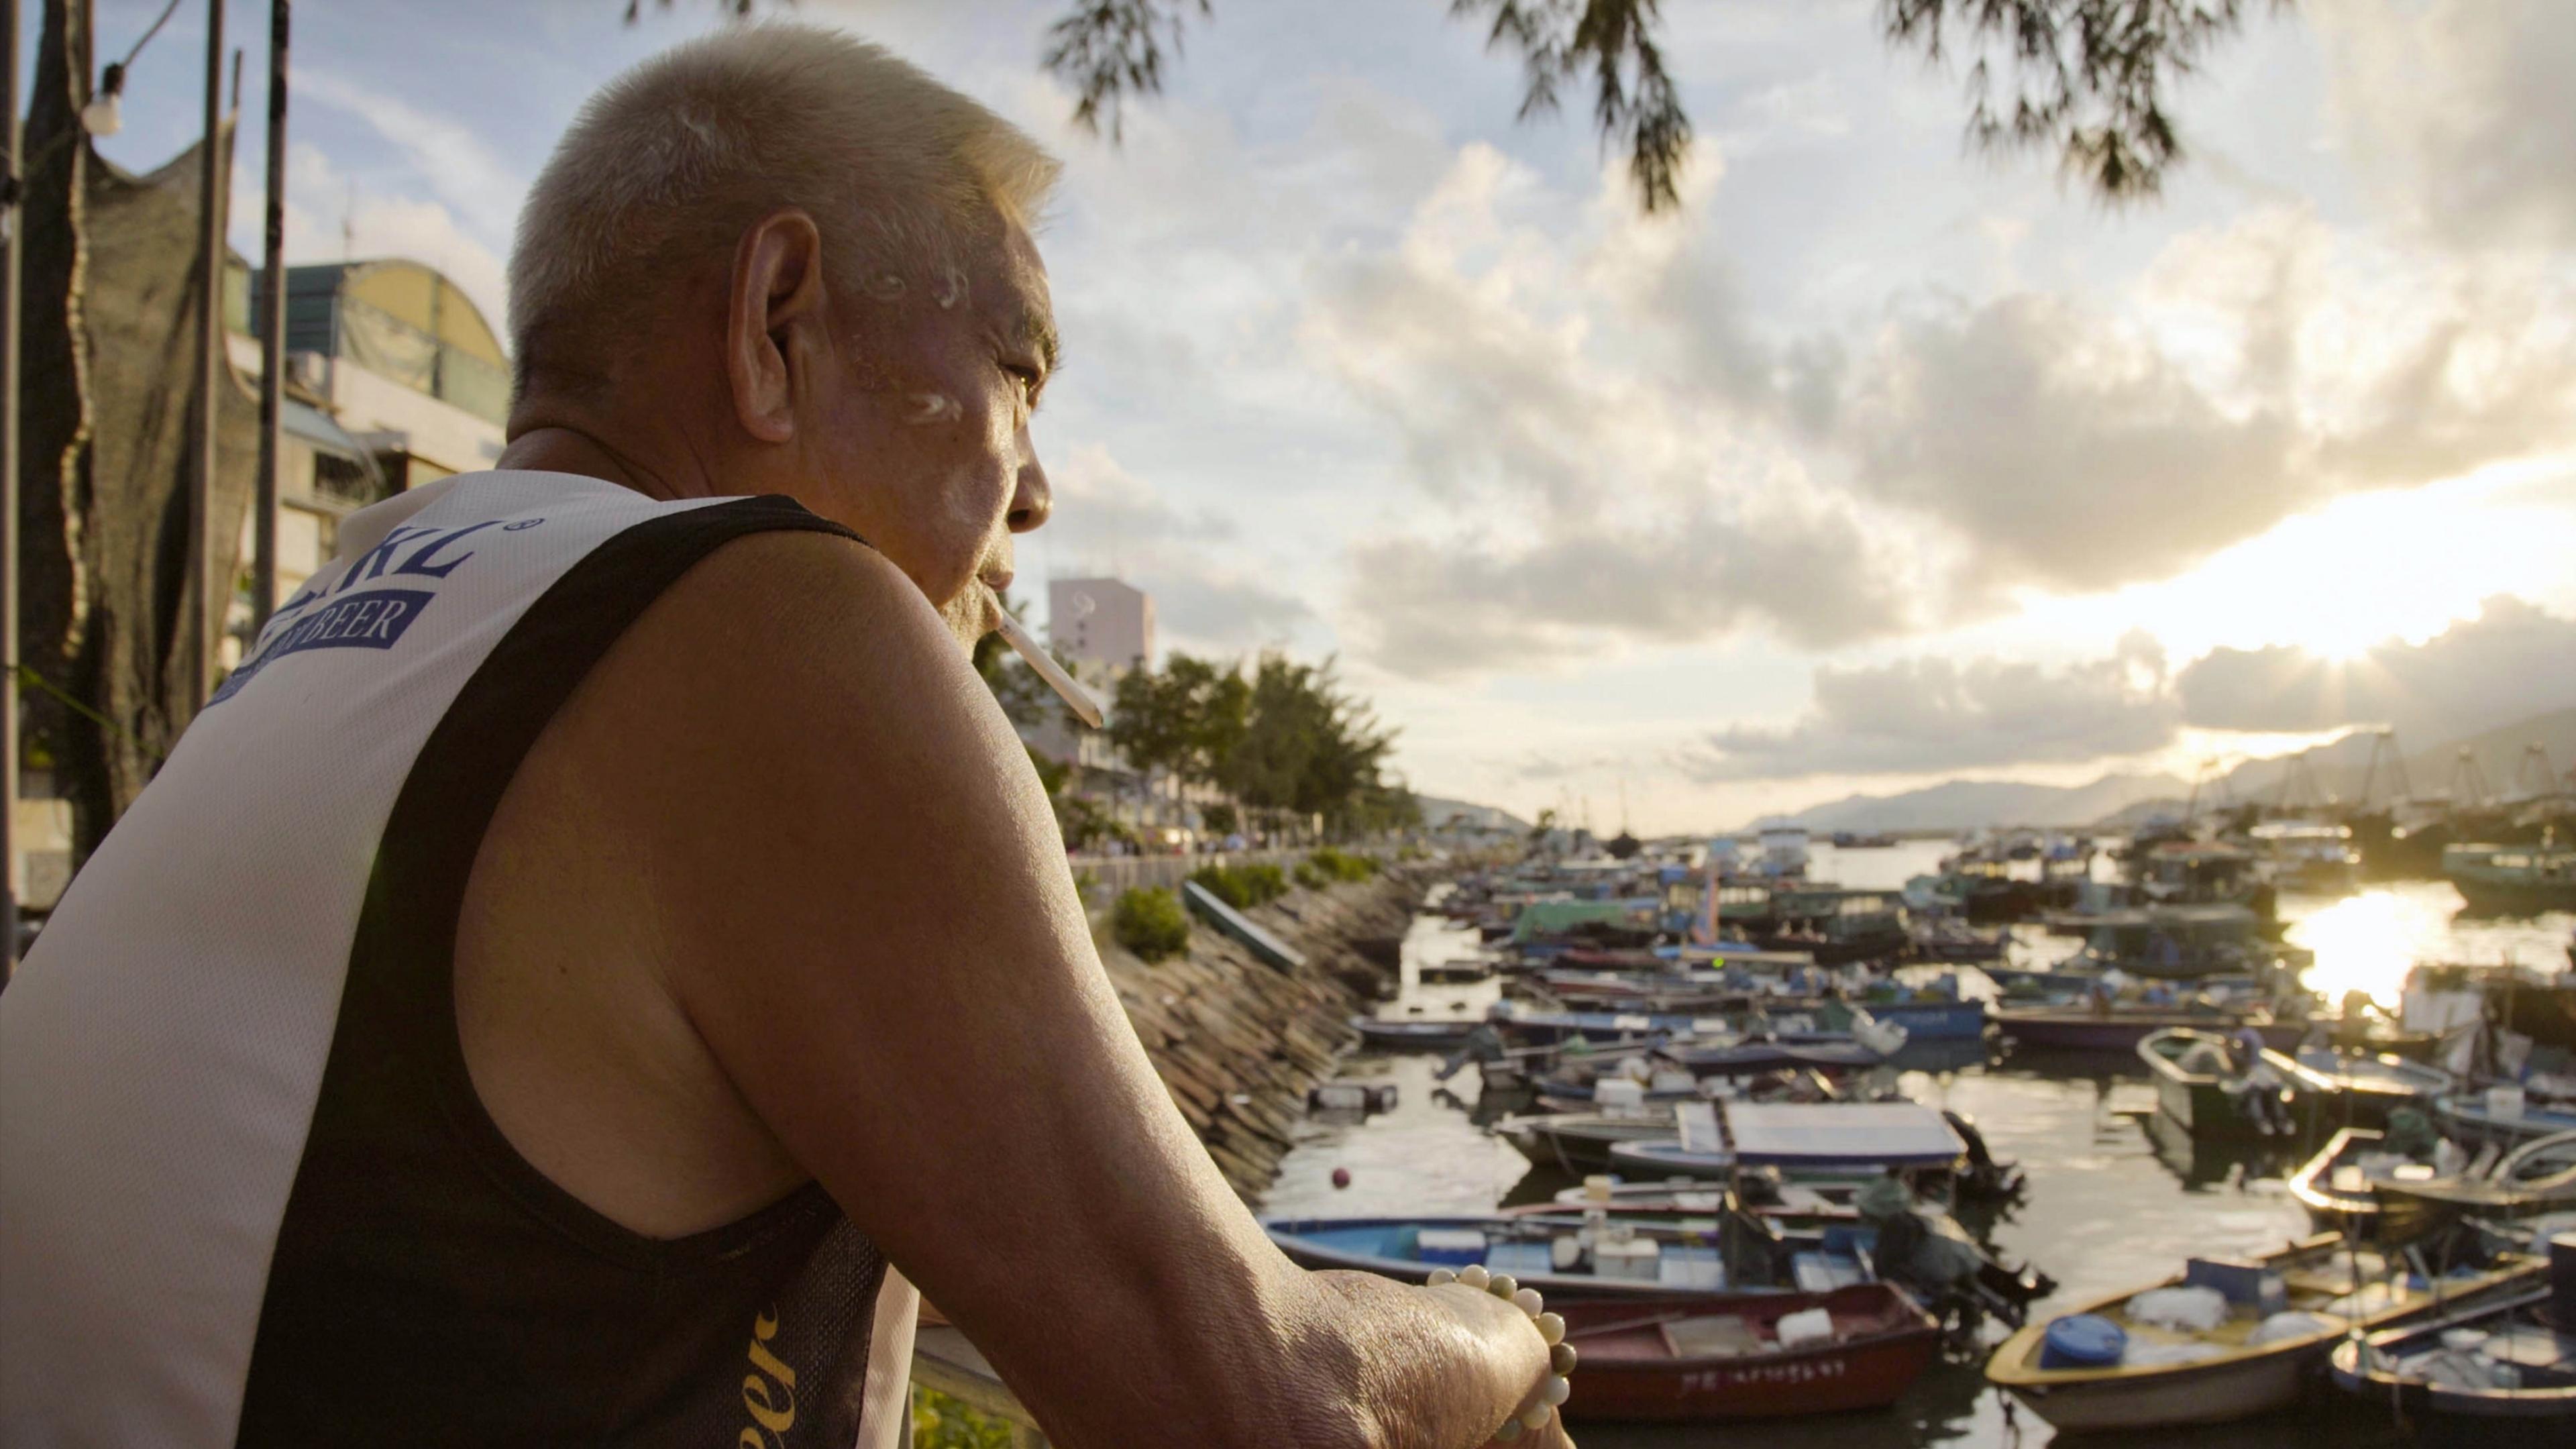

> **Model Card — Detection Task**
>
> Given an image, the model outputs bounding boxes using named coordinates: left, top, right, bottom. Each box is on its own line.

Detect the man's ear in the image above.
left=727, top=210, right=830, bottom=444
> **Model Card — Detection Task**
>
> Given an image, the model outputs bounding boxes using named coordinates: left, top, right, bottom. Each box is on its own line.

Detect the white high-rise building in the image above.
left=1048, top=577, right=1155, bottom=676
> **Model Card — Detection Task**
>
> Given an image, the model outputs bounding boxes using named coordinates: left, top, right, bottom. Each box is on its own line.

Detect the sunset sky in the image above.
left=82, top=0, right=2576, bottom=832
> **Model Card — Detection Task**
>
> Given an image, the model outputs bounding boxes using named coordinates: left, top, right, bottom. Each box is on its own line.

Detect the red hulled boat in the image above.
left=1558, top=1283, right=1941, bottom=1421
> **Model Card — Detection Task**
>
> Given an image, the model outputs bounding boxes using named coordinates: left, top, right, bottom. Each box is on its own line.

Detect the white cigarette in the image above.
left=990, top=585, right=1104, bottom=729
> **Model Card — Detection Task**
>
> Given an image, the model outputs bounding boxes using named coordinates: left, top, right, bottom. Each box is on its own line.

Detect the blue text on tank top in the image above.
left=209, top=515, right=549, bottom=707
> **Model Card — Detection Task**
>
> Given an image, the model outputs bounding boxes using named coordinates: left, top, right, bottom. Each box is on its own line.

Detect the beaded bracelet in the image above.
left=1424, top=1263, right=1575, bottom=1439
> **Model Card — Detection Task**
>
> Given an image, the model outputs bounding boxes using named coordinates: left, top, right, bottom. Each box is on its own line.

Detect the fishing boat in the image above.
left=1496, top=1113, right=1689, bottom=1175
left=1986, top=1232, right=2542, bottom=1432
left=1605, top=1101, right=1970, bottom=1183
left=2443, top=844, right=2576, bottom=915
left=2437, top=1090, right=2576, bottom=1148
left=2377, top=1130, right=2576, bottom=1230
left=1489, top=998, right=1988, bottom=1046
left=2286, top=1128, right=2449, bottom=1242
left=1348, top=1015, right=1483, bottom=1051
left=2327, top=1233, right=2576, bottom=1444
left=1653, top=1038, right=1894, bottom=1079
left=1264, top=1215, right=1733, bottom=1300
left=2137, top=1028, right=2304, bottom=1140
left=2268, top=1044, right=2455, bottom=1126
left=2038, top=904, right=2296, bottom=981
left=2249, top=819, right=2363, bottom=896
left=1554, top=1285, right=1943, bottom=1421
left=1909, top=918, right=2010, bottom=964
left=1994, top=1004, right=2296, bottom=1053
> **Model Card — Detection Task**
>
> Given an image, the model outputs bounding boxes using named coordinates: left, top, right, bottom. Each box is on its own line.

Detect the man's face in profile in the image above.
left=799, top=215, right=1057, bottom=645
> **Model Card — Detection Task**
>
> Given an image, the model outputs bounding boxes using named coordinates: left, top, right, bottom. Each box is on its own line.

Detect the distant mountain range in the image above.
left=1748, top=772, right=2185, bottom=835
left=1417, top=794, right=1532, bottom=835
left=1744, top=705, right=2576, bottom=835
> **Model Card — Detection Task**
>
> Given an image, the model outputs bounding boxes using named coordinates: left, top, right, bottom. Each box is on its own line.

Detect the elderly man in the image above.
left=0, top=25, right=1569, bottom=1449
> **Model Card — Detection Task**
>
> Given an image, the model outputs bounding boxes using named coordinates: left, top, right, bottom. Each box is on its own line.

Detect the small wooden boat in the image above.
left=2137, top=1028, right=2306, bottom=1140
left=2328, top=1234, right=2576, bottom=1444
left=1994, top=1005, right=2295, bottom=1053
left=1607, top=1101, right=1970, bottom=1182
left=1986, top=1232, right=2542, bottom=1432
left=2269, top=1045, right=2453, bottom=1126
left=2437, top=1091, right=2576, bottom=1148
left=1654, top=1038, right=1889, bottom=1078
left=1496, top=1112, right=1684, bottom=1175
left=1556, top=1285, right=1943, bottom=1421
left=1348, top=1015, right=1482, bottom=1051
left=2286, top=1128, right=2447, bottom=1242
left=1264, top=1215, right=1732, bottom=1301
left=2378, top=1130, right=2576, bottom=1228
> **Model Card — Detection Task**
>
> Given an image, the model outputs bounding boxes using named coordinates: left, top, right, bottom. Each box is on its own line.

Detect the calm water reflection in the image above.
left=1267, top=841, right=2571, bottom=1446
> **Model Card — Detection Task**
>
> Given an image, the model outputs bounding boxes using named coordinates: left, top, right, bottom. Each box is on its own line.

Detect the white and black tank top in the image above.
left=1, top=470, right=920, bottom=1448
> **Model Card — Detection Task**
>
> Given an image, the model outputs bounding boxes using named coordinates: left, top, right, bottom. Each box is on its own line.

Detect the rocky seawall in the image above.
left=1094, top=865, right=1432, bottom=1197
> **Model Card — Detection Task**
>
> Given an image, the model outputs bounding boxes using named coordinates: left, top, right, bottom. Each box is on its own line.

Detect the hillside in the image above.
left=1416, top=794, right=1532, bottom=835
left=1741, top=706, right=2576, bottom=835
left=1750, top=771, right=2184, bottom=834
left=2212, top=705, right=2576, bottom=808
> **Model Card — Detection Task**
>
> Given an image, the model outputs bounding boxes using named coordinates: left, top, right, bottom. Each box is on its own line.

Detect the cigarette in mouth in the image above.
left=989, top=585, right=1104, bottom=729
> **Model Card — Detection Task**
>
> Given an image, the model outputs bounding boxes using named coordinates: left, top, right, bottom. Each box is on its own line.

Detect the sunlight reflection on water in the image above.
left=2287, top=881, right=2574, bottom=1006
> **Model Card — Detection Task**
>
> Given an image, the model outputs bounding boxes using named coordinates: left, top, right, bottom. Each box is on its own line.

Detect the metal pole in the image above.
left=1, top=0, right=24, bottom=977
left=252, top=1, right=287, bottom=637
left=192, top=0, right=225, bottom=710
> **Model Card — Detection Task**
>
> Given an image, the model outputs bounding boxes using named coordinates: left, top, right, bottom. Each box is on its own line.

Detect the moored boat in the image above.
left=2285, top=1127, right=2447, bottom=1242
left=2443, top=844, right=2576, bottom=915
left=2327, top=1232, right=2576, bottom=1444
left=1496, top=1112, right=1687, bottom=1175
left=1995, top=1004, right=2295, bottom=1053
left=2137, top=1028, right=2305, bottom=1140
left=1350, top=1014, right=1483, bottom=1051
left=1264, top=1215, right=1733, bottom=1300
left=1986, top=1232, right=2542, bottom=1432
left=2269, top=1044, right=2454, bottom=1126
left=1556, top=1285, right=1943, bottom=1421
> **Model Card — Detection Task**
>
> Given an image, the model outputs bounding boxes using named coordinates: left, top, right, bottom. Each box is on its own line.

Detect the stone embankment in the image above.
left=1093, top=864, right=1434, bottom=1196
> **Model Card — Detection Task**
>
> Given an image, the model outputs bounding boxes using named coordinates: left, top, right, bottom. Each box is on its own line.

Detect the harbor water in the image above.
left=1262, top=841, right=2576, bottom=1446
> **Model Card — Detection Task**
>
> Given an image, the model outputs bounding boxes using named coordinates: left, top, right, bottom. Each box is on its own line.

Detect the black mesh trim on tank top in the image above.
left=236, top=496, right=890, bottom=1448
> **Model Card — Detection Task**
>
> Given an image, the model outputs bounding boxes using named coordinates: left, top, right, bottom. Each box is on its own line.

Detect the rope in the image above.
left=11, top=663, right=166, bottom=764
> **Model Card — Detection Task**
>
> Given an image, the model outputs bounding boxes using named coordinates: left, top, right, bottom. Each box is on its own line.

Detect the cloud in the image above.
left=1678, top=632, right=2180, bottom=782
left=293, top=70, right=527, bottom=247
left=1834, top=207, right=2576, bottom=595
left=1839, top=291, right=2306, bottom=592
left=1346, top=494, right=1917, bottom=677
left=1307, top=144, right=1933, bottom=673
left=2176, top=596, right=2576, bottom=747
left=239, top=144, right=513, bottom=338
left=2316, top=0, right=2576, bottom=250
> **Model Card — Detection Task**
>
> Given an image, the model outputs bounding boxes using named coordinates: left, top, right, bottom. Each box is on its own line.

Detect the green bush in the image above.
left=1113, top=887, right=1191, bottom=961
left=1238, top=863, right=1289, bottom=904
left=1189, top=862, right=1289, bottom=910
left=912, top=1387, right=1020, bottom=1448
left=1307, top=847, right=1380, bottom=883
left=1293, top=861, right=1326, bottom=890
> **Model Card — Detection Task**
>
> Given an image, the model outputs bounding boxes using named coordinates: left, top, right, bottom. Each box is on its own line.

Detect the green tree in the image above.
left=1041, top=0, right=2285, bottom=210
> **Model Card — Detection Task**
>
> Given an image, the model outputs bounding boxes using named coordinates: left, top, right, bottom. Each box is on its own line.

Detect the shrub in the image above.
left=1190, top=862, right=1289, bottom=910
left=1293, top=861, right=1326, bottom=890
left=1238, top=863, right=1289, bottom=904
left=1308, top=847, right=1380, bottom=883
left=1114, top=887, right=1191, bottom=961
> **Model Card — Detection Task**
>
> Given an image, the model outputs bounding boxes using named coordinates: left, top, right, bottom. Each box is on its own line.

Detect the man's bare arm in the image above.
left=577, top=531, right=1557, bottom=1449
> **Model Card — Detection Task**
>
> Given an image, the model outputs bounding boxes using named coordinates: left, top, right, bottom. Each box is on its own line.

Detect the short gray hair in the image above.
left=508, top=23, right=1059, bottom=395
